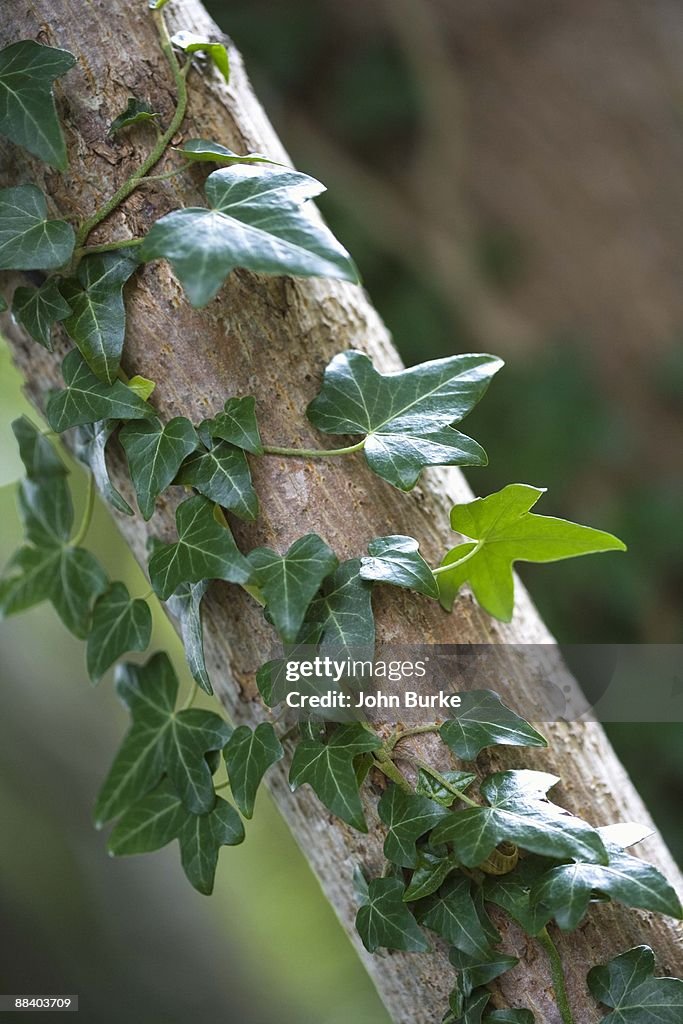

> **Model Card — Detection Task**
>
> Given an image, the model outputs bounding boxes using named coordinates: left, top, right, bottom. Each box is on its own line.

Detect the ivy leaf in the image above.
left=140, top=165, right=358, bottom=307
left=0, top=185, right=75, bottom=269
left=47, top=350, right=154, bottom=432
left=404, top=848, right=460, bottom=901
left=289, top=722, right=381, bottom=831
left=108, top=97, right=159, bottom=135
left=86, top=581, right=152, bottom=683
left=0, top=40, right=76, bottom=168
left=307, top=350, right=501, bottom=490
left=176, top=138, right=282, bottom=167
left=438, top=484, right=627, bottom=622
left=248, top=533, right=338, bottom=643
left=307, top=558, right=375, bottom=652
left=12, top=416, right=67, bottom=479
left=377, top=784, right=450, bottom=868
left=148, top=495, right=250, bottom=600
left=94, top=717, right=167, bottom=827
left=201, top=396, right=263, bottom=454
left=175, top=439, right=258, bottom=521
left=355, top=877, right=429, bottom=953
left=483, top=857, right=552, bottom=936
left=119, top=416, right=199, bottom=520
left=483, top=1012, right=534, bottom=1023
left=127, top=374, right=156, bottom=401
left=61, top=253, right=139, bottom=383
left=587, top=946, right=683, bottom=1023
left=416, top=874, right=497, bottom=958
left=73, top=420, right=134, bottom=516
left=18, top=477, right=73, bottom=547
left=165, top=579, right=211, bottom=694
left=108, top=779, right=187, bottom=855
left=431, top=770, right=608, bottom=868
left=449, top=948, right=520, bottom=993
left=359, top=534, right=438, bottom=598
left=178, top=796, right=245, bottom=895
left=170, top=31, right=230, bottom=82
left=439, top=690, right=547, bottom=761
left=12, top=278, right=71, bottom=350
left=223, top=723, right=283, bottom=818
left=415, top=767, right=477, bottom=807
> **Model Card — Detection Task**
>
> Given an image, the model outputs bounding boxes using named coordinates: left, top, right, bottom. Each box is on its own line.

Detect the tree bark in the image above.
left=1, top=3, right=681, bottom=1022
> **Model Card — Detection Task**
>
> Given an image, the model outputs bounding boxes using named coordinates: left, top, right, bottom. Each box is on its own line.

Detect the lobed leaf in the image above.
left=416, top=874, right=498, bottom=959
left=439, top=690, right=547, bottom=761
left=86, top=581, right=152, bottom=683
left=18, top=476, right=73, bottom=547
left=360, top=534, right=438, bottom=598
left=47, top=350, right=154, bottom=432
left=175, top=439, right=258, bottom=521
left=587, top=945, right=683, bottom=1023
left=12, top=278, right=71, bottom=350
left=12, top=416, right=67, bottom=479
left=355, top=877, right=429, bottom=953
left=223, top=722, right=283, bottom=818
left=201, top=396, right=263, bottom=454
left=0, top=185, right=74, bottom=269
left=120, top=416, right=199, bottom=520
left=377, top=784, right=449, bottom=868
left=108, top=779, right=187, bottom=855
left=178, top=796, right=245, bottom=895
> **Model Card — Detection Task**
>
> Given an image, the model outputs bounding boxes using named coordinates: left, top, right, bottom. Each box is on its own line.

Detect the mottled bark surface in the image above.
left=1, top=2, right=681, bottom=1021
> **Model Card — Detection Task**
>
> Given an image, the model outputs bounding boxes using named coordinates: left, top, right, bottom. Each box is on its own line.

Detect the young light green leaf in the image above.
left=73, top=420, right=134, bottom=516
left=148, top=495, right=250, bottom=600
left=165, top=579, right=211, bottom=694
left=355, top=877, right=429, bottom=953
left=175, top=440, right=258, bottom=521
left=170, top=31, right=230, bottom=82
left=12, top=416, right=67, bottom=479
left=414, top=767, right=477, bottom=807
left=416, top=874, right=496, bottom=959
left=431, top=770, right=608, bottom=869
left=0, top=40, right=76, bottom=168
left=127, top=374, right=156, bottom=402
left=108, top=97, right=159, bottom=135
left=86, top=581, right=152, bottom=683
left=223, top=722, right=284, bottom=818
left=140, top=165, right=358, bottom=307
left=439, top=690, right=547, bottom=761
left=248, top=533, right=338, bottom=643
left=108, top=779, right=187, bottom=855
left=47, top=350, right=155, bottom=432
left=289, top=722, right=381, bottom=832
left=201, top=396, right=263, bottom=454
left=178, top=796, right=245, bottom=895
left=438, top=484, right=626, bottom=622
left=377, top=784, right=449, bottom=868
left=176, top=138, right=282, bottom=167
left=119, top=416, right=199, bottom=520
left=12, top=278, right=71, bottom=350
left=163, top=708, right=232, bottom=814
left=403, top=848, right=460, bottom=901
left=307, top=350, right=501, bottom=490
left=0, top=185, right=75, bottom=269
left=360, top=534, right=438, bottom=598
left=588, top=945, right=683, bottom=1023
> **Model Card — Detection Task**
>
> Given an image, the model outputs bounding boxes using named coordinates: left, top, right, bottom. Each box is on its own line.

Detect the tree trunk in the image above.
left=1, top=2, right=681, bottom=1021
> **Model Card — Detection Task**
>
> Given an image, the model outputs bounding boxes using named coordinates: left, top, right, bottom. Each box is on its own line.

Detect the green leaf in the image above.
left=439, top=690, right=547, bottom=761
left=47, top=350, right=154, bottom=432
left=140, top=165, right=358, bottom=307
left=108, top=97, right=159, bottom=135
left=223, top=722, right=283, bottom=818
left=0, top=40, right=76, bottom=168
left=201, top=396, right=263, bottom=454
left=449, top=947, right=520, bottom=992
left=306, top=557, right=375, bottom=652
left=0, top=294, right=6, bottom=311
left=0, top=185, right=74, bottom=269
left=404, top=848, right=460, bottom=901
left=415, top=767, right=477, bottom=807
left=248, top=533, right=338, bottom=643
left=360, top=534, right=438, bottom=598
left=588, top=946, right=683, bottom=1023
left=94, top=718, right=167, bottom=827
left=416, top=874, right=496, bottom=958
left=377, top=784, right=449, bottom=867
left=431, top=770, right=608, bottom=869
left=175, top=439, right=258, bottom=521
left=445, top=990, right=491, bottom=1024
left=148, top=495, right=250, bottom=600
left=86, top=581, right=152, bottom=683
left=178, top=796, right=245, bottom=895
left=18, top=477, right=73, bottom=547
left=176, top=138, right=282, bottom=167
left=73, top=420, right=134, bottom=516
left=307, top=350, right=501, bottom=490
left=119, top=416, right=199, bottom=520
left=170, top=31, right=230, bottom=82
left=164, top=708, right=232, bottom=813
left=12, top=416, right=67, bottom=479
left=438, top=484, right=627, bottom=622
left=61, top=253, right=139, bottom=383
left=355, top=877, right=429, bottom=953
left=483, top=1011, right=534, bottom=1023
left=12, top=278, right=71, bottom=350
left=483, top=857, right=552, bottom=936
left=165, top=579, right=211, bottom=694
left=127, top=374, right=156, bottom=402
left=108, top=779, right=187, bottom=855
left=289, top=722, right=381, bottom=831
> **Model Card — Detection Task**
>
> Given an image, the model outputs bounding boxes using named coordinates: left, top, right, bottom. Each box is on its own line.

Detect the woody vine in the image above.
left=0, top=5, right=681, bottom=1023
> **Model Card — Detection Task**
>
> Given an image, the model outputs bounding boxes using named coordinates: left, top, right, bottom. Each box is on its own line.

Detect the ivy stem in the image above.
left=385, top=723, right=441, bottom=751
left=74, top=8, right=188, bottom=251
left=412, top=759, right=480, bottom=808
left=372, top=750, right=414, bottom=793
left=261, top=439, right=366, bottom=458
left=538, top=927, right=575, bottom=1024
left=73, top=238, right=145, bottom=259
left=431, top=540, right=483, bottom=577
left=71, top=472, right=96, bottom=547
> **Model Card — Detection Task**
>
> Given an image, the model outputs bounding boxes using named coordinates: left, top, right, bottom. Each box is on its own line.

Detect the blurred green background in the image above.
left=1, top=1, right=682, bottom=1021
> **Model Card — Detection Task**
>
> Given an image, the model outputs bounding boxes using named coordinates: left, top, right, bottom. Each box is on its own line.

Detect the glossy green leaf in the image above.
left=306, top=558, right=375, bottom=652
left=148, top=495, right=250, bottom=600
left=414, top=767, right=477, bottom=807
left=449, top=948, right=520, bottom=993
left=178, top=796, right=245, bottom=895
left=170, top=31, right=230, bottom=82
left=377, top=784, right=449, bottom=867
left=355, top=877, right=429, bottom=953
left=438, top=484, right=627, bottom=622
left=248, top=533, right=338, bottom=643
left=12, top=416, right=67, bottom=479
left=47, top=350, right=154, bottom=432
left=0, top=185, right=74, bottom=269
left=108, top=779, right=186, bottom=855
left=431, top=770, right=608, bottom=868
left=12, top=278, right=71, bottom=350
left=86, top=581, right=152, bottom=683
left=73, top=420, right=134, bottom=516
left=439, top=690, right=547, bottom=761
left=108, top=97, right=159, bottom=135
left=307, top=350, right=501, bottom=490
left=201, top=396, right=263, bottom=454
left=140, top=165, right=358, bottom=307
left=289, top=722, right=381, bottom=831
left=223, top=722, right=283, bottom=818
left=164, top=708, right=232, bottom=813
left=483, top=857, right=552, bottom=936
left=360, top=534, right=438, bottom=598
left=588, top=946, right=683, bottom=1023
left=0, top=40, right=76, bottom=168
left=416, top=874, right=496, bottom=958
left=176, top=138, right=281, bottom=167
left=175, top=439, right=258, bottom=521
left=94, top=718, right=167, bottom=827
left=119, top=416, right=199, bottom=520
left=61, top=252, right=139, bottom=382
left=404, top=848, right=460, bottom=901
left=165, top=579, right=211, bottom=694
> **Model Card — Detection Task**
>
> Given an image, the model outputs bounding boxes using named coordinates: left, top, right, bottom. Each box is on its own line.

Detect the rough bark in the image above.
left=1, top=2, right=681, bottom=1022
